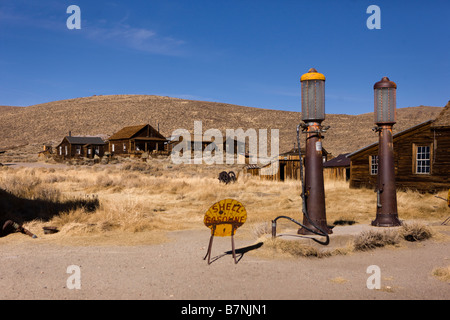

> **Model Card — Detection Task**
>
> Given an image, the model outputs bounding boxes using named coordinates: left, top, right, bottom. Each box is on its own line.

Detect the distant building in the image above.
left=244, top=147, right=331, bottom=181
left=168, top=134, right=245, bottom=158
left=347, top=101, right=450, bottom=192
left=108, top=124, right=168, bottom=157
left=323, top=153, right=351, bottom=181
left=38, top=144, right=53, bottom=160
left=55, top=134, right=106, bottom=160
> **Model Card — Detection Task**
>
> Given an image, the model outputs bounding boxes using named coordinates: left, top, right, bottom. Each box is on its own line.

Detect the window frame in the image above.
left=369, top=155, right=379, bottom=175
left=412, top=143, right=433, bottom=175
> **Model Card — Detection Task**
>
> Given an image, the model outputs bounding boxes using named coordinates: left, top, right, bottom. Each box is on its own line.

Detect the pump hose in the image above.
left=271, top=124, right=329, bottom=246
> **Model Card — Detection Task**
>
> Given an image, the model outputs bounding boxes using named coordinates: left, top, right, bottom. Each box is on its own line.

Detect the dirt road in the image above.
left=0, top=227, right=448, bottom=301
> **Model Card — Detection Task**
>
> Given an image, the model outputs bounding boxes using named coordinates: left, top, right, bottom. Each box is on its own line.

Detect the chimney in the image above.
left=69, top=131, right=72, bottom=137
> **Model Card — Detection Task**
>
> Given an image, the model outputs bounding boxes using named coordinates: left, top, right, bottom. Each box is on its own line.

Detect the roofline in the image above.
left=346, top=120, right=434, bottom=158
left=130, top=137, right=168, bottom=141
left=280, top=147, right=329, bottom=156
left=108, top=124, right=163, bottom=140
left=323, top=153, right=351, bottom=167
left=430, top=100, right=450, bottom=128
left=57, top=136, right=106, bottom=145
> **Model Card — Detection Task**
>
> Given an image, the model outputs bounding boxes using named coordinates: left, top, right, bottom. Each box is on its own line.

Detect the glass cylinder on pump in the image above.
left=301, top=68, right=325, bottom=123
left=374, top=77, right=397, bottom=125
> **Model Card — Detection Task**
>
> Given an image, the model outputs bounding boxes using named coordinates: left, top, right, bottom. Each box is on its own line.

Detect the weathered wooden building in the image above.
left=38, top=144, right=53, bottom=160
left=245, top=147, right=331, bottom=181
left=348, top=101, right=450, bottom=192
left=55, top=135, right=106, bottom=160
left=168, top=135, right=216, bottom=153
left=168, top=134, right=244, bottom=158
left=323, top=153, right=351, bottom=181
left=108, top=124, right=168, bottom=157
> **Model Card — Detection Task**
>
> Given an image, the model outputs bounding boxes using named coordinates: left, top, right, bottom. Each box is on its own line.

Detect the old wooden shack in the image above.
left=108, top=124, right=168, bottom=157
left=55, top=135, right=106, bottom=160
left=245, top=147, right=331, bottom=181
left=38, top=144, right=53, bottom=160
left=348, top=100, right=450, bottom=192
left=168, top=134, right=244, bottom=158
left=323, top=153, right=351, bottom=181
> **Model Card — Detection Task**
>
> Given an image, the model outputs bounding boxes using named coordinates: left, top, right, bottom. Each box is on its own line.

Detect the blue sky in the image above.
left=0, top=0, right=449, bottom=114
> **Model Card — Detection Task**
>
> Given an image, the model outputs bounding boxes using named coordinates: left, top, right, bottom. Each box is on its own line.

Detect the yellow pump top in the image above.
left=301, top=68, right=326, bottom=81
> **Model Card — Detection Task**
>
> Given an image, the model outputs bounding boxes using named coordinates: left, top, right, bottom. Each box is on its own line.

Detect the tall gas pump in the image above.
left=372, top=77, right=401, bottom=227
left=271, top=68, right=331, bottom=244
left=297, top=68, right=332, bottom=235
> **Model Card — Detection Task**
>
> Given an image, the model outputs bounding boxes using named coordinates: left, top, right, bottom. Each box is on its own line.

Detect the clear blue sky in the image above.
left=0, top=0, right=449, bottom=114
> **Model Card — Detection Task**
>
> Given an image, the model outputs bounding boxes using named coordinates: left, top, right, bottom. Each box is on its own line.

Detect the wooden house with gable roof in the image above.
left=244, top=146, right=331, bottom=181
left=56, top=134, right=106, bottom=160
left=348, top=101, right=450, bottom=192
left=108, top=124, right=168, bottom=157
left=323, top=153, right=351, bottom=181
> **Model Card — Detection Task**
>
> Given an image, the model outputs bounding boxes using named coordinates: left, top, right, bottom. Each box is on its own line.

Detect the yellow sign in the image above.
left=204, top=199, right=247, bottom=237
left=447, top=189, right=450, bottom=208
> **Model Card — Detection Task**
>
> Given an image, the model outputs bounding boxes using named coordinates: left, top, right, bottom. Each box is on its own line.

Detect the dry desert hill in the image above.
left=0, top=95, right=444, bottom=158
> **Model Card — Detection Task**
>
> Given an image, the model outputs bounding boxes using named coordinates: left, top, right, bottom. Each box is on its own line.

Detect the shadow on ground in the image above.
left=207, top=242, right=264, bottom=264
left=0, top=187, right=99, bottom=226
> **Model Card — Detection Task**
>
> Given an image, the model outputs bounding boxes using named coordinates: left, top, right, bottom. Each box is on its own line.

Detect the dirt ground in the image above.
left=0, top=224, right=448, bottom=301
left=0, top=162, right=448, bottom=304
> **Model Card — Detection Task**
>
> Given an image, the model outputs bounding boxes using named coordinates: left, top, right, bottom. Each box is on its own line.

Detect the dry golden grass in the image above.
left=432, top=266, right=450, bottom=283
left=329, top=277, right=348, bottom=284
left=399, top=221, right=433, bottom=242
left=256, top=223, right=439, bottom=259
left=259, top=238, right=354, bottom=259
left=262, top=221, right=442, bottom=258
left=0, top=157, right=448, bottom=248
left=352, top=230, right=401, bottom=251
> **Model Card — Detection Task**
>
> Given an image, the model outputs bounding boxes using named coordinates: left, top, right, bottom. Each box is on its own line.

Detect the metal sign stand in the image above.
left=203, top=199, right=247, bottom=264
left=203, top=224, right=238, bottom=265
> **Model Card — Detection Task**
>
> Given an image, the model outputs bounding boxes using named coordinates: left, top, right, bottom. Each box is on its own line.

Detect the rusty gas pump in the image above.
left=271, top=68, right=331, bottom=245
left=297, top=68, right=333, bottom=235
left=372, top=77, right=402, bottom=227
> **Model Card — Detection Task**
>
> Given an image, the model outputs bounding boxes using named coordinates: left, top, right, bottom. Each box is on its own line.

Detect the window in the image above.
left=112, top=144, right=115, bottom=152
left=76, top=146, right=81, bottom=155
left=415, top=145, right=431, bottom=174
left=123, top=143, right=126, bottom=152
left=370, top=155, right=378, bottom=175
